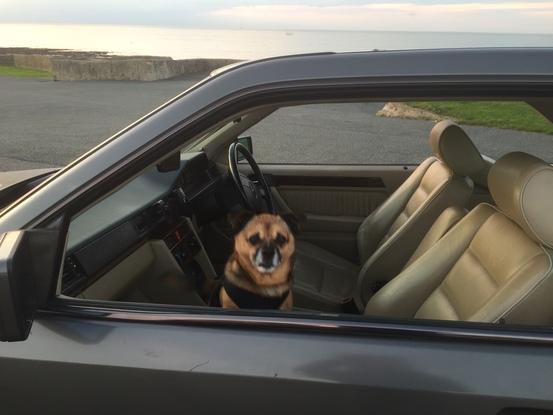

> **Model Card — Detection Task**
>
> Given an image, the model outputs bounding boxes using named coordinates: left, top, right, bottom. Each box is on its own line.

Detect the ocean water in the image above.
left=1, top=23, right=553, bottom=60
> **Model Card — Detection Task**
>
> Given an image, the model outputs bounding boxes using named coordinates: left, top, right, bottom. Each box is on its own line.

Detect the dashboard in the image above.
left=62, top=152, right=225, bottom=297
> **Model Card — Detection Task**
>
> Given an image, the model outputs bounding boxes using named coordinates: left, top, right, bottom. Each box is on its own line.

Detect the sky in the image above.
left=1, top=0, right=552, bottom=34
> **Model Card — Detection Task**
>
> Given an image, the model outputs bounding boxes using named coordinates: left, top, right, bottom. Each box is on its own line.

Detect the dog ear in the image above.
left=280, top=212, right=306, bottom=236
left=228, top=210, right=255, bottom=234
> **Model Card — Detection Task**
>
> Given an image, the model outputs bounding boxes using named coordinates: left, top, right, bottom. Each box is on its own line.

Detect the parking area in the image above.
left=1, top=76, right=552, bottom=171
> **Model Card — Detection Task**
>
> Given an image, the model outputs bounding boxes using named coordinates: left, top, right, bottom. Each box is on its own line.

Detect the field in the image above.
left=0, top=65, right=52, bottom=78
left=409, top=101, right=553, bottom=135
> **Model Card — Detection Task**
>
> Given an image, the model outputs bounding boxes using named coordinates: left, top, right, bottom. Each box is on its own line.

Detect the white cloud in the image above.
left=210, top=2, right=553, bottom=33
left=1, top=0, right=552, bottom=33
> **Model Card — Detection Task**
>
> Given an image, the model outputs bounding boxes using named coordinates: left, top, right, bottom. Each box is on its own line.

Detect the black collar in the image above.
left=223, top=277, right=289, bottom=309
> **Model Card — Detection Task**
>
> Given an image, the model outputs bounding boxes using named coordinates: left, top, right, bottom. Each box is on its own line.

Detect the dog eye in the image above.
left=248, top=233, right=261, bottom=245
left=275, top=233, right=287, bottom=246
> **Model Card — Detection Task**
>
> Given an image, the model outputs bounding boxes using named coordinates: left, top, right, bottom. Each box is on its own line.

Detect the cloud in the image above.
left=210, top=2, right=553, bottom=33
left=0, top=0, right=212, bottom=26
left=1, top=0, right=552, bottom=33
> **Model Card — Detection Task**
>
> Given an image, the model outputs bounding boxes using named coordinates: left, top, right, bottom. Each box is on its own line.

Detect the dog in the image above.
left=219, top=211, right=301, bottom=311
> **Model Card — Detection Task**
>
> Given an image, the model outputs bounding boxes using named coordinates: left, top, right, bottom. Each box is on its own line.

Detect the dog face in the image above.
left=229, top=212, right=301, bottom=285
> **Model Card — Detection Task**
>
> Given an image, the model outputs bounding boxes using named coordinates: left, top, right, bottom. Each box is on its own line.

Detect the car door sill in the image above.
left=41, top=300, right=553, bottom=346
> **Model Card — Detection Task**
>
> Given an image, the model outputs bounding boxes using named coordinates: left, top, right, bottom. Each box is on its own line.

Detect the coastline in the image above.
left=0, top=47, right=241, bottom=81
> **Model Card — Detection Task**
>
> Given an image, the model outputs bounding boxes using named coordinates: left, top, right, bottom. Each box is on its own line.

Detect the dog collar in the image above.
left=223, top=278, right=289, bottom=310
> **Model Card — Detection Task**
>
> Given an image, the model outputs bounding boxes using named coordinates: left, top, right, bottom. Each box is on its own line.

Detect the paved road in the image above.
left=1, top=76, right=552, bottom=171
left=0, top=75, right=204, bottom=171
left=249, top=103, right=553, bottom=165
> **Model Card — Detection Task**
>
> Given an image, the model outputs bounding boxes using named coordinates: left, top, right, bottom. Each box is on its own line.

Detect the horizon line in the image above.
left=1, top=21, right=552, bottom=37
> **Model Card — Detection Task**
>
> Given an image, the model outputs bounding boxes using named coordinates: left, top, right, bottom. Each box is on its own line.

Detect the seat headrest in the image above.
left=429, top=120, right=485, bottom=177
left=489, top=152, right=553, bottom=248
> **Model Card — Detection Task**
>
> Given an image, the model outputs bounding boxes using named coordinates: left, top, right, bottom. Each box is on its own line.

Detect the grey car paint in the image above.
left=1, top=312, right=552, bottom=414
left=0, top=168, right=58, bottom=210
left=3, top=307, right=553, bottom=414
left=1, top=49, right=553, bottom=414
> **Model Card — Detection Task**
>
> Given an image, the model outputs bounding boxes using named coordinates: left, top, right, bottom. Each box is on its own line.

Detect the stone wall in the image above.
left=51, top=57, right=239, bottom=81
left=12, top=54, right=54, bottom=72
left=0, top=48, right=241, bottom=81
left=0, top=54, right=14, bottom=66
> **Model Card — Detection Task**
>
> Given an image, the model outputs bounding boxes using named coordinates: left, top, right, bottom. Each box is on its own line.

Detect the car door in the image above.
left=263, top=164, right=414, bottom=261
left=2, top=301, right=553, bottom=415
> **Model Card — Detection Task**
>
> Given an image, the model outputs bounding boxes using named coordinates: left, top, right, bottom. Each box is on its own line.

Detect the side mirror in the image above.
left=0, top=230, right=59, bottom=342
left=237, top=136, right=253, bottom=161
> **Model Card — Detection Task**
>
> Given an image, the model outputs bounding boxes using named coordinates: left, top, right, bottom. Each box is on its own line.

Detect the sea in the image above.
left=1, top=23, right=553, bottom=60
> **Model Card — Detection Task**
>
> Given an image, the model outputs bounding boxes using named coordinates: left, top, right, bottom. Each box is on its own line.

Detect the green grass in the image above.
left=0, top=65, right=52, bottom=79
left=409, top=101, right=553, bottom=135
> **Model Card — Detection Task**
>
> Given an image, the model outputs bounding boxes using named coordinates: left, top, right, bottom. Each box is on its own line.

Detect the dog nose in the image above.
left=261, top=246, right=274, bottom=259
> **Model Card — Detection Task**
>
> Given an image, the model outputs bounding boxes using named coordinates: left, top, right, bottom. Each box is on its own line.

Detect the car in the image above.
left=1, top=48, right=553, bottom=414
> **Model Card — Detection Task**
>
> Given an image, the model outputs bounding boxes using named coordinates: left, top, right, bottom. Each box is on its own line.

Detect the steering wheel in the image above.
left=228, top=142, right=275, bottom=213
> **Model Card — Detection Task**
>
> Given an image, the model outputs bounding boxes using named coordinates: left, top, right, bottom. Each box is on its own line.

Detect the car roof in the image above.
left=211, top=48, right=553, bottom=78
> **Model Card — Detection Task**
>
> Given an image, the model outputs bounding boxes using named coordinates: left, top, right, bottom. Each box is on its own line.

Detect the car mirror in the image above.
left=0, top=229, right=60, bottom=342
left=237, top=136, right=253, bottom=161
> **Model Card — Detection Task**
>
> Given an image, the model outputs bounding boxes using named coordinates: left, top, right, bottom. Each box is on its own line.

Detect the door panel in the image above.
left=276, top=186, right=386, bottom=217
left=258, top=164, right=416, bottom=261
left=300, top=214, right=366, bottom=262
left=3, top=312, right=553, bottom=414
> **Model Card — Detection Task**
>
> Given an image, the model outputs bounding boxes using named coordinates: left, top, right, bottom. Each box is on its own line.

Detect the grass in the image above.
left=408, top=101, right=553, bottom=135
left=0, top=65, right=52, bottom=79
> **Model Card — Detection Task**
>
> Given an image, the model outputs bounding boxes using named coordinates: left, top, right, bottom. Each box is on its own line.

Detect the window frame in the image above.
left=44, top=297, right=553, bottom=347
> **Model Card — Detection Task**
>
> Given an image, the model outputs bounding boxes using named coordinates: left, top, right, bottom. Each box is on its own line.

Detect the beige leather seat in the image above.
left=365, top=152, right=553, bottom=325
left=401, top=205, right=467, bottom=270
left=293, top=120, right=486, bottom=311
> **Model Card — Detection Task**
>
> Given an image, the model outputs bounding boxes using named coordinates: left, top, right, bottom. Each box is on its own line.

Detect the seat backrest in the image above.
left=365, top=152, right=553, bottom=325
left=402, top=205, right=467, bottom=270
left=355, top=121, right=485, bottom=305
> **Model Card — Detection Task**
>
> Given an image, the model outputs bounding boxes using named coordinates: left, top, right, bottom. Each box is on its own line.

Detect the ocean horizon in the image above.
left=1, top=23, right=553, bottom=60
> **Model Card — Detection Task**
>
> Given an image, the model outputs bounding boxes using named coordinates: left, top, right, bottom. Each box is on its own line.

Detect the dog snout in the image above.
left=261, top=244, right=275, bottom=260
left=254, top=243, right=281, bottom=272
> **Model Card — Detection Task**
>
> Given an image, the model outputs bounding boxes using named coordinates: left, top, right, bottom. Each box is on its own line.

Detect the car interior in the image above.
left=59, top=99, right=553, bottom=326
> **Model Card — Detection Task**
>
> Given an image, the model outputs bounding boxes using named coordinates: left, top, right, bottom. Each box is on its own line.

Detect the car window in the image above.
left=58, top=97, right=553, bottom=332
left=244, top=101, right=553, bottom=164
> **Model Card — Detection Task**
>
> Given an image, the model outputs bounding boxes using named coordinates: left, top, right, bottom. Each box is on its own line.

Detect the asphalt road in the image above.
left=249, top=103, right=553, bottom=165
left=1, top=76, right=552, bottom=171
left=0, top=75, right=205, bottom=171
